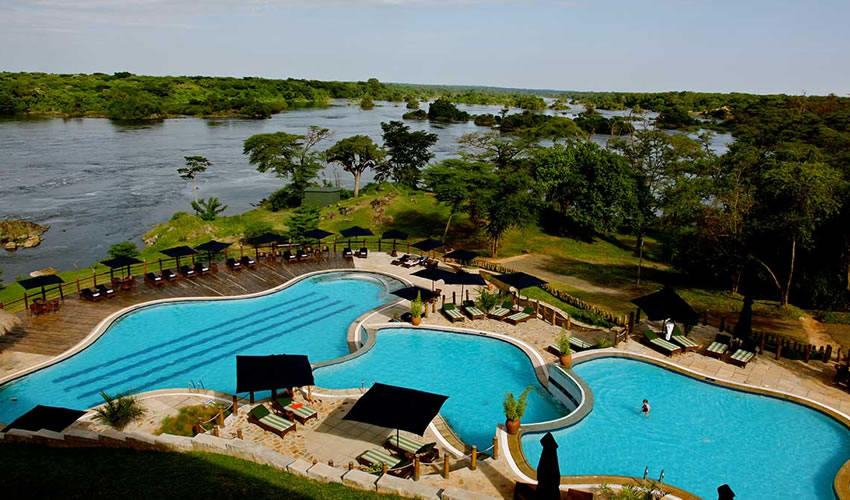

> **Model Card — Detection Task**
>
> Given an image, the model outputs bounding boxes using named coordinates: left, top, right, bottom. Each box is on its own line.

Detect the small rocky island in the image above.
left=0, top=219, right=49, bottom=251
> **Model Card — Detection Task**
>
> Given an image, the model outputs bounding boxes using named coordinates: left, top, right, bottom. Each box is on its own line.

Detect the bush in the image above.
left=473, top=114, right=497, bottom=127
left=191, top=197, right=228, bottom=221
left=410, top=291, right=423, bottom=318
left=360, top=97, right=374, bottom=110
left=156, top=404, right=229, bottom=436
left=555, top=328, right=571, bottom=355
left=244, top=221, right=273, bottom=242
left=267, top=186, right=301, bottom=211
left=594, top=338, right=613, bottom=349
left=107, top=241, right=139, bottom=259
left=476, top=288, right=500, bottom=311
left=427, top=98, right=469, bottom=122
left=94, top=392, right=145, bottom=431
left=503, top=386, right=532, bottom=421
left=402, top=109, right=427, bottom=120
left=819, top=311, right=850, bottom=325
left=170, top=211, right=190, bottom=222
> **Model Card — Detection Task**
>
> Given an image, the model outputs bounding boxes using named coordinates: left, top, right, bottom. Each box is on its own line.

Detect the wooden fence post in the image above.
left=237, top=429, right=243, bottom=439
left=217, top=408, right=224, bottom=426
left=442, top=454, right=450, bottom=479
left=805, top=345, right=812, bottom=363
left=382, top=463, right=388, bottom=476
left=628, top=312, right=634, bottom=337
left=470, top=446, right=477, bottom=470
left=232, top=395, right=238, bottom=414
left=413, top=456, right=420, bottom=481
left=759, top=333, right=766, bottom=355
left=493, top=436, right=499, bottom=459
left=776, top=342, right=782, bottom=360
left=826, top=345, right=833, bottom=362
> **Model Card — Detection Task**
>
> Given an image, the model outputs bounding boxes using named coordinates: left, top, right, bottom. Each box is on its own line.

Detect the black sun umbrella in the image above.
left=494, top=272, right=547, bottom=292
left=382, top=229, right=409, bottom=252
left=17, top=274, right=65, bottom=302
left=412, top=238, right=443, bottom=258
left=195, top=240, right=232, bottom=265
left=443, top=249, right=478, bottom=265
left=631, top=287, right=697, bottom=325
left=344, top=383, right=448, bottom=444
left=2, top=404, right=86, bottom=433
left=340, top=226, right=374, bottom=248
left=391, top=286, right=439, bottom=303
left=535, top=432, right=561, bottom=500
left=251, top=232, right=285, bottom=246
left=447, top=270, right=487, bottom=300
left=411, top=267, right=454, bottom=291
left=101, top=256, right=143, bottom=280
left=302, top=228, right=334, bottom=248
left=236, top=354, right=314, bottom=397
left=160, top=245, right=198, bottom=269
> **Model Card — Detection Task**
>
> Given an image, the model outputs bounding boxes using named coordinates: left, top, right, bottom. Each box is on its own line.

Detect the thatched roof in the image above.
left=0, top=308, right=22, bottom=336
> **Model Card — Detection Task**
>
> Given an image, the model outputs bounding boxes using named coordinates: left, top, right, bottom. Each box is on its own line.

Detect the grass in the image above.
left=0, top=443, right=402, bottom=500
left=521, top=287, right=614, bottom=328
left=156, top=404, right=231, bottom=437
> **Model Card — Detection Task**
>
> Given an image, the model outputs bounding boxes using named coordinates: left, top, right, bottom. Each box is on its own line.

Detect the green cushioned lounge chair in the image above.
left=385, top=434, right=439, bottom=463
left=462, top=300, right=486, bottom=320
left=729, top=348, right=755, bottom=367
left=271, top=395, right=318, bottom=424
left=705, top=334, right=730, bottom=358
left=671, top=326, right=699, bottom=352
left=643, top=330, right=682, bottom=357
left=442, top=303, right=465, bottom=323
left=358, top=448, right=412, bottom=478
left=569, top=336, right=593, bottom=351
left=248, top=404, right=295, bottom=438
left=505, top=307, right=535, bottom=325
left=488, top=300, right=515, bottom=320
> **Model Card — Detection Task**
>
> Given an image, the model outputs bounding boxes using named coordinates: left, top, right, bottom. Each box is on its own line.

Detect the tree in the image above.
left=94, top=392, right=145, bottom=431
left=107, top=241, right=139, bottom=259
left=286, top=206, right=320, bottom=241
left=458, top=132, right=534, bottom=170
left=423, top=159, right=498, bottom=242
left=324, top=135, right=385, bottom=198
left=482, top=171, right=537, bottom=257
left=191, top=196, right=228, bottom=221
left=360, top=97, right=374, bottom=110
left=178, top=156, right=211, bottom=202
left=375, top=121, right=438, bottom=188
left=405, top=97, right=419, bottom=110
left=242, top=127, right=332, bottom=206
left=428, top=98, right=470, bottom=122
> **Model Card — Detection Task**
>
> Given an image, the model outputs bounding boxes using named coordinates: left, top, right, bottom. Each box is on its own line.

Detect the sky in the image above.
left=0, top=0, right=848, bottom=95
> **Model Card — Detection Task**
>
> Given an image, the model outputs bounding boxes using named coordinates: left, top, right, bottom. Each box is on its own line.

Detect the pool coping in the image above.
left=502, top=349, right=850, bottom=500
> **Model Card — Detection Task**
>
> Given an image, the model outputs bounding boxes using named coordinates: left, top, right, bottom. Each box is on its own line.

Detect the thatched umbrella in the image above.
left=0, top=308, right=21, bottom=336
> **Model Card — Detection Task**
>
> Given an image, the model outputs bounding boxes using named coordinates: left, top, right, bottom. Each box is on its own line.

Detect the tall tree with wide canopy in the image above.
left=324, top=135, right=385, bottom=198
left=178, top=155, right=211, bottom=203
left=242, top=126, right=331, bottom=206
left=423, top=159, right=498, bottom=242
left=375, top=121, right=438, bottom=188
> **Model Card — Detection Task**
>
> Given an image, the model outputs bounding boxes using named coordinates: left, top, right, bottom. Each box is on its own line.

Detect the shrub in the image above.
left=476, top=288, right=500, bottom=311
left=107, top=241, right=139, bottom=259
left=402, top=109, right=427, bottom=120
left=156, top=404, right=228, bottom=436
left=503, top=386, right=532, bottom=421
left=191, top=197, right=228, bottom=221
left=267, top=186, right=301, bottom=211
left=244, top=221, right=273, bottom=242
left=170, top=211, right=190, bottom=222
left=94, top=392, right=145, bottom=431
left=594, top=338, right=613, bottom=349
left=555, top=328, right=571, bottom=355
left=410, top=291, right=423, bottom=318
left=360, top=97, right=374, bottom=110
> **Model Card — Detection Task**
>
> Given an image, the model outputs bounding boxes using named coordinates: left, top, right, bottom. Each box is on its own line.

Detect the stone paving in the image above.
left=20, top=252, right=850, bottom=498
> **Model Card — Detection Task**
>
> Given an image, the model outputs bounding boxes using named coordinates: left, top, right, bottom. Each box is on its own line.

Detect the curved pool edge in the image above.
left=0, top=268, right=411, bottom=388
left=504, top=349, right=850, bottom=500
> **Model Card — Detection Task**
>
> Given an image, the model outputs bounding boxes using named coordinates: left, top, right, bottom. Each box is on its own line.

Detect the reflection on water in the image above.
left=0, top=101, right=733, bottom=278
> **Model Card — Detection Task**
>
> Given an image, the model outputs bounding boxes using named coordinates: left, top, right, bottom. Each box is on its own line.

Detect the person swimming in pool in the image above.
left=641, top=399, right=651, bottom=416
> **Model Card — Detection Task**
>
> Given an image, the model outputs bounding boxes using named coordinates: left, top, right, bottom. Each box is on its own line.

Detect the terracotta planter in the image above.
left=505, top=418, right=521, bottom=435
left=487, top=282, right=494, bottom=292
left=559, top=353, right=572, bottom=368
left=411, top=315, right=421, bottom=326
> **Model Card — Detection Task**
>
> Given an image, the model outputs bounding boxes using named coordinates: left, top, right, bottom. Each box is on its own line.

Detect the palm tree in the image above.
left=94, top=391, right=145, bottom=431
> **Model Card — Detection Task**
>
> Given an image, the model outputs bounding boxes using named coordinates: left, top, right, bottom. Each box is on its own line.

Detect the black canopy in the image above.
left=235, top=354, right=314, bottom=394
left=631, top=287, right=698, bottom=325
left=443, top=249, right=478, bottom=265
left=195, top=240, right=232, bottom=264
left=18, top=274, right=65, bottom=301
left=391, top=286, right=440, bottom=303
left=535, top=432, right=561, bottom=500
left=411, top=267, right=455, bottom=290
left=339, top=226, right=374, bottom=238
left=2, top=404, right=86, bottom=433
left=101, top=256, right=142, bottom=279
left=250, top=232, right=285, bottom=246
left=412, top=238, right=443, bottom=252
left=303, top=229, right=334, bottom=240
left=343, top=383, right=448, bottom=436
left=447, top=270, right=487, bottom=298
left=494, top=272, right=547, bottom=291
left=382, top=229, right=408, bottom=241
left=160, top=245, right=197, bottom=268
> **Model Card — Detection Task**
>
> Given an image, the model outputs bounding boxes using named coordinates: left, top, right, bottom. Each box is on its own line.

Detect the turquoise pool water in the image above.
left=314, top=328, right=567, bottom=450
left=0, top=272, right=402, bottom=423
left=521, top=358, right=850, bottom=500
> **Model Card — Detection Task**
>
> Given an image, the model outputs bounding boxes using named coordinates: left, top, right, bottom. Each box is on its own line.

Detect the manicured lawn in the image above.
left=0, top=444, right=401, bottom=500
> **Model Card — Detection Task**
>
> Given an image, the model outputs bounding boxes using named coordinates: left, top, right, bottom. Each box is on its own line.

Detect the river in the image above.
left=0, top=100, right=732, bottom=281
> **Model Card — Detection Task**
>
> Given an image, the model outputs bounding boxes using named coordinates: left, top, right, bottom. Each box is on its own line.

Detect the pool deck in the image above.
left=4, top=251, right=850, bottom=499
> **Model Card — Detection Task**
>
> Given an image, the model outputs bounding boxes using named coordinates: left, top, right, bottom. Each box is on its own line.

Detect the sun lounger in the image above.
left=296, top=249, right=311, bottom=262
left=548, top=335, right=593, bottom=356
left=462, top=300, right=486, bottom=320
left=643, top=330, right=681, bottom=357
left=505, top=307, right=535, bottom=325
left=342, top=247, right=354, bottom=259
left=441, top=303, right=465, bottom=323
left=357, top=247, right=368, bottom=258
left=357, top=448, right=412, bottom=478
left=179, top=265, right=197, bottom=279
left=247, top=404, right=295, bottom=438
left=240, top=256, right=256, bottom=269
left=162, top=268, right=178, bottom=282
left=283, top=250, right=297, bottom=263
left=729, top=348, right=755, bottom=367
left=80, top=287, right=104, bottom=302
left=488, top=300, right=515, bottom=320
left=402, top=256, right=426, bottom=268
left=193, top=262, right=210, bottom=276
left=705, top=334, right=731, bottom=358
left=144, top=272, right=165, bottom=287
left=391, top=254, right=411, bottom=266
left=386, top=434, right=439, bottom=463
left=226, top=258, right=242, bottom=271
left=273, top=397, right=318, bottom=424
left=671, top=326, right=699, bottom=352
left=95, top=284, right=116, bottom=298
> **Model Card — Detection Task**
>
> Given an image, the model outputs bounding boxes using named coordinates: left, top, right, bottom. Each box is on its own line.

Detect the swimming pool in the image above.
left=521, top=357, right=850, bottom=500
left=314, top=327, right=567, bottom=450
left=0, top=272, right=403, bottom=423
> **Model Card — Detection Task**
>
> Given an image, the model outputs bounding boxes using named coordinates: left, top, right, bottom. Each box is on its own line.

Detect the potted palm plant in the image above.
left=503, top=386, right=532, bottom=435
left=555, top=328, right=572, bottom=367
left=410, top=291, right=423, bottom=326
left=93, top=391, right=146, bottom=431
